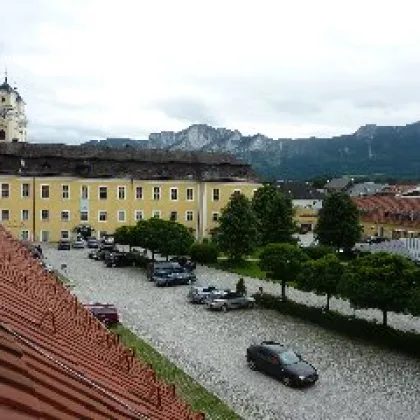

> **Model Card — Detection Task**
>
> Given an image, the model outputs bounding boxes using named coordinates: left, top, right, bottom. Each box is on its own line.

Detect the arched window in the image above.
left=0, top=130, right=5, bottom=140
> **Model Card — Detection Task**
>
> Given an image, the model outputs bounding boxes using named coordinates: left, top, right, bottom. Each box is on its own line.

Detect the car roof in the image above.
left=259, top=341, right=287, bottom=352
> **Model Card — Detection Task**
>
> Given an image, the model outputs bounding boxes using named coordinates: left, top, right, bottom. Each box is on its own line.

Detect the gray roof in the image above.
left=324, top=178, right=352, bottom=191
left=347, top=182, right=388, bottom=197
left=0, top=142, right=258, bottom=182
left=277, top=181, right=325, bottom=200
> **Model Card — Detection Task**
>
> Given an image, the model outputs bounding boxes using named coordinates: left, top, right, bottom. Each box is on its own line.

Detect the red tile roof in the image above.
left=353, top=196, right=420, bottom=227
left=0, top=226, right=205, bottom=420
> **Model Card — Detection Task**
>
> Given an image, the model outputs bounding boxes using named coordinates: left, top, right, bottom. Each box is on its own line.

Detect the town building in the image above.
left=0, top=142, right=260, bottom=242
left=277, top=181, right=325, bottom=233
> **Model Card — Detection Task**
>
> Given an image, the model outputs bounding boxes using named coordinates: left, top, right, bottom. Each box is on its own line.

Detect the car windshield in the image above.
left=279, top=350, right=300, bottom=365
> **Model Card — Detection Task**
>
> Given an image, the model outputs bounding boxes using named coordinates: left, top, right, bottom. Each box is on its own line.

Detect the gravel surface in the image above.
left=44, top=247, right=420, bottom=420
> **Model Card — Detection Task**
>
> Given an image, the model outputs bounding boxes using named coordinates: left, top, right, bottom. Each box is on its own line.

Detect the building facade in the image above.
left=0, top=143, right=260, bottom=242
left=0, top=74, right=27, bottom=142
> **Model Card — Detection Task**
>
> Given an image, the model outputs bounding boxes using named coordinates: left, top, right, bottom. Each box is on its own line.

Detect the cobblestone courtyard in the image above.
left=45, top=247, right=420, bottom=420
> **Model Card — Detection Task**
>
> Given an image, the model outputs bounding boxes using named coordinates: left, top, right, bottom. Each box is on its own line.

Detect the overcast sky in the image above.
left=2, top=0, right=420, bottom=144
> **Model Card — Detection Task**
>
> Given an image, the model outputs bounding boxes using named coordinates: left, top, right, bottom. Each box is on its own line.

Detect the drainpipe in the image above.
left=32, top=175, right=36, bottom=242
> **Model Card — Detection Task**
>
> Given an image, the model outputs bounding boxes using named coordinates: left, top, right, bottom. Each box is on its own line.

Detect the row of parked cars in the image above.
left=58, top=237, right=100, bottom=250
left=83, top=242, right=319, bottom=387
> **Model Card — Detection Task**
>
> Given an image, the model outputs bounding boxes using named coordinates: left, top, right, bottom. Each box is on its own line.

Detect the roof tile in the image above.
left=0, top=225, right=206, bottom=420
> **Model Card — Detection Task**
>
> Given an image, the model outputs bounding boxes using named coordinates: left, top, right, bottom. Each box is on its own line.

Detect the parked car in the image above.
left=87, top=237, right=99, bottom=248
left=188, top=285, right=220, bottom=303
left=153, top=262, right=197, bottom=287
left=57, top=240, right=71, bottom=250
left=72, top=238, right=85, bottom=249
left=170, top=256, right=196, bottom=272
left=246, top=341, right=319, bottom=387
left=147, top=261, right=183, bottom=280
left=83, top=302, right=119, bottom=326
left=206, top=291, right=255, bottom=312
left=88, top=249, right=100, bottom=260
left=105, top=251, right=134, bottom=268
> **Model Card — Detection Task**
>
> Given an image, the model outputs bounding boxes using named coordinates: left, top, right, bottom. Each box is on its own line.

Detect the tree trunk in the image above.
left=281, top=279, right=287, bottom=301
left=382, top=310, right=388, bottom=326
left=326, top=293, right=330, bottom=312
left=152, top=250, right=155, bottom=261
left=166, top=255, right=169, bottom=261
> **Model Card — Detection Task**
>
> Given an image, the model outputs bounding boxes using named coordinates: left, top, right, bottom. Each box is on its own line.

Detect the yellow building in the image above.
left=0, top=143, right=261, bottom=242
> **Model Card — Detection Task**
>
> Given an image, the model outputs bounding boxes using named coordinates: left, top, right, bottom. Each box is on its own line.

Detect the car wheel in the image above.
left=282, top=376, right=293, bottom=387
left=247, top=359, right=258, bottom=371
left=221, top=304, right=228, bottom=312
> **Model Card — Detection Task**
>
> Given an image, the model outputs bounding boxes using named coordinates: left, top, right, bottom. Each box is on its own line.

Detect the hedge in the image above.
left=253, top=293, right=420, bottom=359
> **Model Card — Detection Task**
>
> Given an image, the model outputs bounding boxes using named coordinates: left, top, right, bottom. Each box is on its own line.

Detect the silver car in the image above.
left=206, top=291, right=256, bottom=312
left=188, top=285, right=219, bottom=303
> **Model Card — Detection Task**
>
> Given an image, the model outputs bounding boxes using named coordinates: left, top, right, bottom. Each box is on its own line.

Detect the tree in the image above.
left=408, top=286, right=420, bottom=317
left=159, top=221, right=195, bottom=259
left=252, top=185, right=297, bottom=246
left=216, top=192, right=259, bottom=260
left=259, top=243, right=308, bottom=300
left=114, top=225, right=136, bottom=251
left=314, top=191, right=362, bottom=251
left=297, top=253, right=344, bottom=311
left=338, top=253, right=418, bottom=326
left=73, top=224, right=95, bottom=240
left=136, top=219, right=164, bottom=260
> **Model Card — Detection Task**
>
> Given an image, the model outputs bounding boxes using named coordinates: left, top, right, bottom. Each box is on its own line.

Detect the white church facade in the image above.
left=0, top=73, right=27, bottom=142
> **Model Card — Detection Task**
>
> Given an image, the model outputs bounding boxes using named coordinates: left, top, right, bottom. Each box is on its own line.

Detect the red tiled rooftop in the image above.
left=0, top=226, right=205, bottom=420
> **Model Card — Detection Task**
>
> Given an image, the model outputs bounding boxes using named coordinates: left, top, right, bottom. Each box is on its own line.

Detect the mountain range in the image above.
left=82, top=122, right=420, bottom=181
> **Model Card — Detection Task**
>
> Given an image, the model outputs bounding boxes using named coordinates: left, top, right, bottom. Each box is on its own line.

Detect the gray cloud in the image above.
left=2, top=1, right=420, bottom=143
left=155, top=97, right=219, bottom=126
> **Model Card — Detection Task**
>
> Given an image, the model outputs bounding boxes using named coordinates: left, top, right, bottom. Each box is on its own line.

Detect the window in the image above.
left=153, top=186, right=160, bottom=200
left=152, top=210, right=161, bottom=218
left=118, top=186, right=126, bottom=200
left=1, top=209, right=10, bottom=221
left=41, top=210, right=49, bottom=221
left=60, top=230, right=70, bottom=240
left=80, top=211, right=89, bottom=222
left=169, top=211, right=177, bottom=221
left=186, top=211, right=194, bottom=221
left=186, top=188, right=194, bottom=201
left=170, top=187, right=178, bottom=201
left=81, top=185, right=89, bottom=199
left=1, top=183, right=9, bottom=198
left=212, top=212, right=220, bottom=222
left=213, top=188, right=220, bottom=201
left=135, top=210, right=143, bottom=221
left=98, top=211, right=107, bottom=222
left=117, top=210, right=126, bottom=222
left=41, top=184, right=50, bottom=199
left=22, top=183, right=30, bottom=198
left=135, top=186, right=143, bottom=200
left=20, top=230, right=29, bottom=241
left=21, top=209, right=29, bottom=221
left=99, top=186, right=107, bottom=200
left=253, top=189, right=258, bottom=197
left=61, top=210, right=70, bottom=221
left=40, top=231, right=49, bottom=242
left=233, top=189, right=241, bottom=194
left=153, top=187, right=160, bottom=200
left=62, top=185, right=70, bottom=199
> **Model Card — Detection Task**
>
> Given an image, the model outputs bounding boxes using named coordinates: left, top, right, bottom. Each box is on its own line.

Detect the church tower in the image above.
left=0, top=72, right=27, bottom=142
